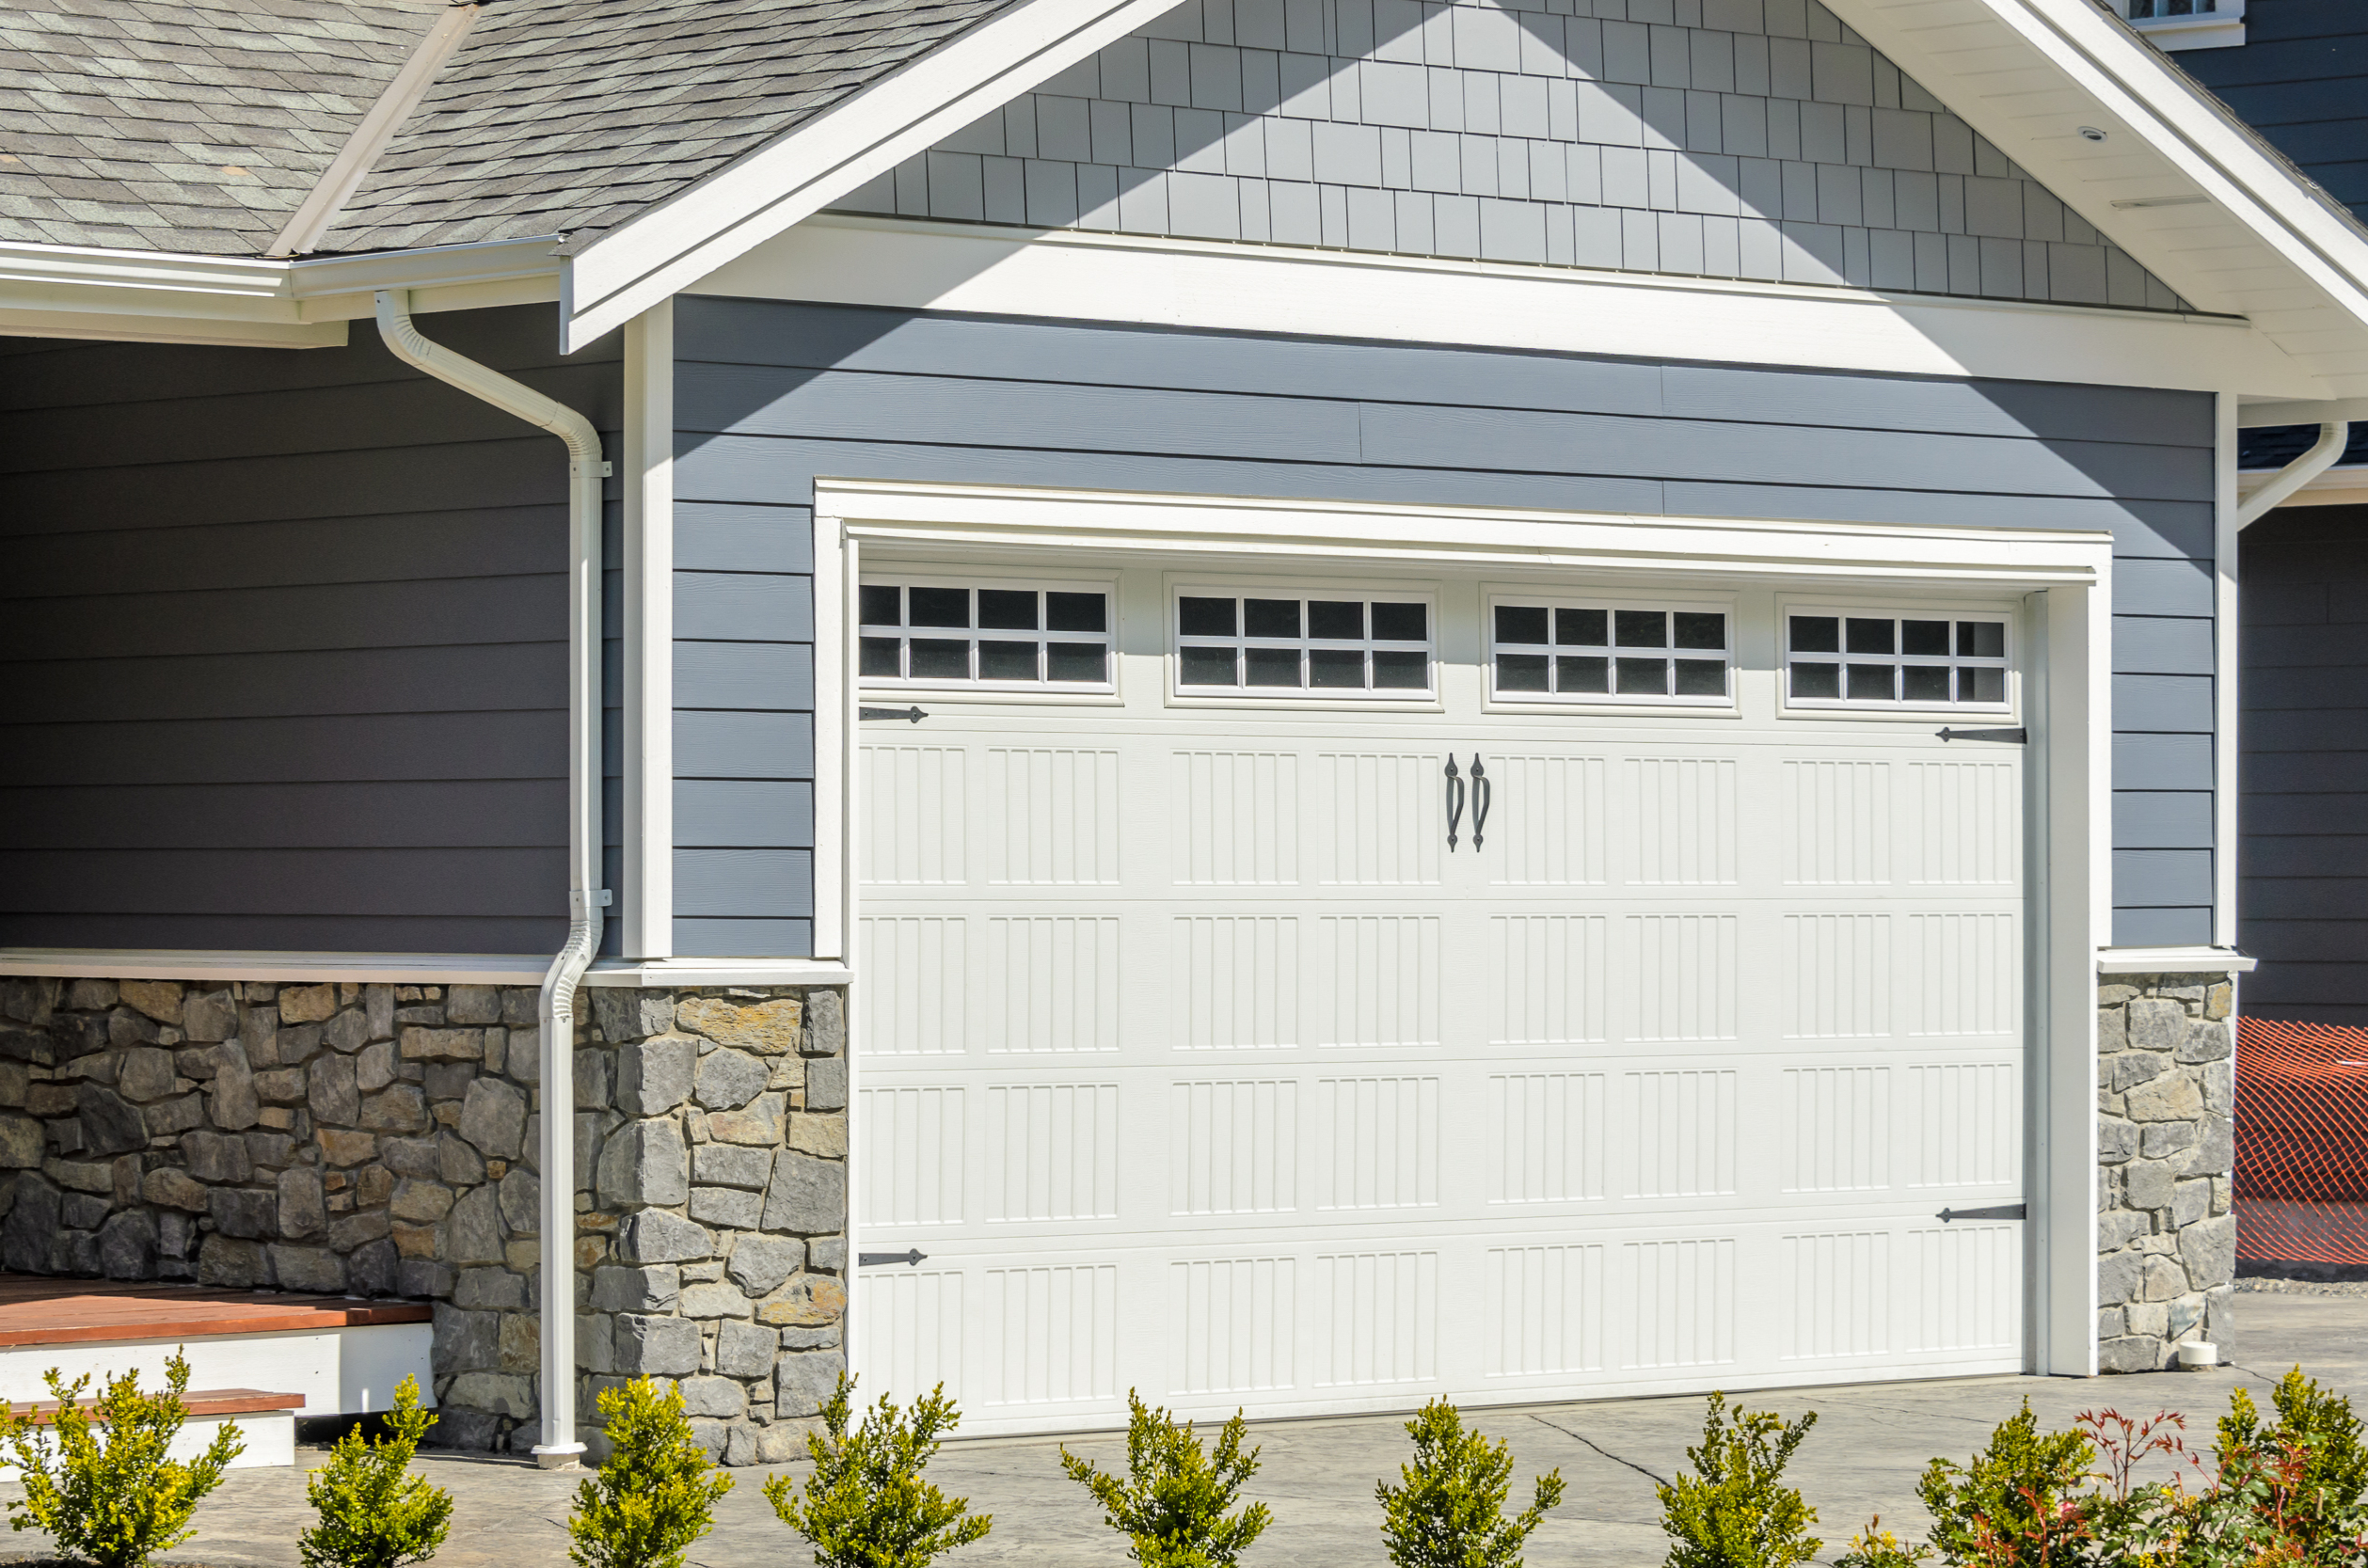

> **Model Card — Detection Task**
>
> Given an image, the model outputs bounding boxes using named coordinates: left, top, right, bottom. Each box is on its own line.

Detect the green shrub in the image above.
left=567, top=1378, right=734, bottom=1568
left=1656, top=1391, right=1820, bottom=1568
left=1375, top=1397, right=1565, bottom=1568
left=298, top=1374, right=453, bottom=1568
left=767, top=1374, right=992, bottom=1568
left=1060, top=1389, right=1272, bottom=1567
left=0, top=1348, right=244, bottom=1568
left=1912, top=1400, right=2100, bottom=1568
left=2166, top=1370, right=2368, bottom=1567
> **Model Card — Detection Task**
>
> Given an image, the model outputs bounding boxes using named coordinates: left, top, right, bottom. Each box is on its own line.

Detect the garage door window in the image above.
left=860, top=580, right=1114, bottom=689
left=1787, top=612, right=2010, bottom=708
left=1174, top=591, right=1433, bottom=695
left=1489, top=598, right=1730, bottom=705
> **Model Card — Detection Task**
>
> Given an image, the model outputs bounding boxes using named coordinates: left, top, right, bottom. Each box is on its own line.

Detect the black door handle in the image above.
left=1444, top=755, right=1465, bottom=851
left=1470, top=754, right=1490, bottom=850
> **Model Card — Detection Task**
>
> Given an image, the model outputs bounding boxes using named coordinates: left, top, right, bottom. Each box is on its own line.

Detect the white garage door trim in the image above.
left=814, top=480, right=2112, bottom=1394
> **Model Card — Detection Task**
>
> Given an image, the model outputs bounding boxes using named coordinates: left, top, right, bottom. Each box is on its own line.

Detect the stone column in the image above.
left=579, top=985, right=849, bottom=1465
left=2095, top=971, right=2236, bottom=1371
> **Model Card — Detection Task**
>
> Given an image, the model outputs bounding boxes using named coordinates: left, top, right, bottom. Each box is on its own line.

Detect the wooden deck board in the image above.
left=0, top=1275, right=432, bottom=1348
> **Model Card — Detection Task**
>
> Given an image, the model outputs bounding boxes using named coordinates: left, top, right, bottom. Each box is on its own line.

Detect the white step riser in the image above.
left=0, top=1323, right=434, bottom=1418
left=0, top=1412, right=295, bottom=1475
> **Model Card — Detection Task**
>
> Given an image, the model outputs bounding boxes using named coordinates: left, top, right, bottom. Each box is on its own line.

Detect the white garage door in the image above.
left=851, top=562, right=2028, bottom=1435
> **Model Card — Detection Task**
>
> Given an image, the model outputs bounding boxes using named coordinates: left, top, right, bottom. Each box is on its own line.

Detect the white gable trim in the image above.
left=558, top=0, right=1191, bottom=352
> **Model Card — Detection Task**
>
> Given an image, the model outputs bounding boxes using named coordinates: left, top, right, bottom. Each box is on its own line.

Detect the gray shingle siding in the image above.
left=837, top=0, right=2188, bottom=307
left=672, top=295, right=2217, bottom=954
left=0, top=308, right=624, bottom=956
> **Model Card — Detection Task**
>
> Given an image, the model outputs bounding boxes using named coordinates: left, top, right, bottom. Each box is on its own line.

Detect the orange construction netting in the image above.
left=2235, top=1016, right=2368, bottom=1266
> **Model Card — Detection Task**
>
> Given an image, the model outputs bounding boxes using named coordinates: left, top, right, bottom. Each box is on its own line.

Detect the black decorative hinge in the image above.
left=1937, top=1203, right=2027, bottom=1223
left=1937, top=726, right=2027, bottom=744
left=859, top=1248, right=930, bottom=1267
left=861, top=706, right=928, bottom=723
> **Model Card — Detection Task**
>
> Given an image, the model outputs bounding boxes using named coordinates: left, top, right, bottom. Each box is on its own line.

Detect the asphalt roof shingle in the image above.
left=0, top=0, right=445, bottom=254
left=311, top=0, right=1022, bottom=254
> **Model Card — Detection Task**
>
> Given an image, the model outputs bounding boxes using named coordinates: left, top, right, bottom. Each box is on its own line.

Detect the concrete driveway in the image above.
left=8, top=1287, right=2363, bottom=1568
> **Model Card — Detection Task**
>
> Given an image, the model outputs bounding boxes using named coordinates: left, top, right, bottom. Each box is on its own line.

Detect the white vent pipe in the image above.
left=374, top=290, right=605, bottom=1467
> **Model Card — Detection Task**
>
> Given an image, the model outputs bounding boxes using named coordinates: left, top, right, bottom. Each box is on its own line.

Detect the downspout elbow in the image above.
left=2238, top=421, right=2349, bottom=529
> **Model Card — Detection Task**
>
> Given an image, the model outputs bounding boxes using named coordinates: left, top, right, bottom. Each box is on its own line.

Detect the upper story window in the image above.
left=1786, top=612, right=2010, bottom=711
left=1174, top=591, right=1432, bottom=697
left=1489, top=598, right=1732, bottom=705
left=860, top=580, right=1113, bottom=689
left=2119, top=0, right=2244, bottom=49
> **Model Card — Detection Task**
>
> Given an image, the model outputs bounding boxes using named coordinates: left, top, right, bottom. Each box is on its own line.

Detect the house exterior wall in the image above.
left=834, top=0, right=2186, bottom=308
left=2172, top=0, right=2368, bottom=223
left=0, top=308, right=625, bottom=958
left=672, top=294, right=2218, bottom=952
left=2238, top=505, right=2368, bottom=1024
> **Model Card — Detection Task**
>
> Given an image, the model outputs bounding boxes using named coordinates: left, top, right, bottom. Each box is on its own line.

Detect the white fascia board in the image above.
left=2238, top=396, right=2368, bottom=426
left=818, top=477, right=2115, bottom=585
left=697, top=214, right=2312, bottom=395
left=2096, top=945, right=2258, bottom=974
left=557, top=0, right=1194, bottom=351
left=0, top=949, right=552, bottom=985
left=2237, top=463, right=2368, bottom=509
left=0, top=236, right=562, bottom=347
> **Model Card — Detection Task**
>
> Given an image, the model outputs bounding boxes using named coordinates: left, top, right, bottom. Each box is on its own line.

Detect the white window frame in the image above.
left=1484, top=588, right=1739, bottom=711
left=1778, top=597, right=2020, bottom=719
left=856, top=569, right=1120, bottom=696
left=2119, top=0, right=2245, bottom=49
left=1166, top=578, right=1440, bottom=707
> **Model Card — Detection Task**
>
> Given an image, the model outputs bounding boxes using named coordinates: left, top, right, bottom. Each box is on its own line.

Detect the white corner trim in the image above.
left=2097, top=945, right=2258, bottom=974
left=559, top=0, right=1194, bottom=350
left=811, top=516, right=850, bottom=964
left=2214, top=393, right=2240, bottom=947
left=0, top=949, right=553, bottom=985
left=582, top=958, right=853, bottom=988
left=623, top=299, right=675, bottom=959
left=817, top=478, right=2117, bottom=584
left=696, top=214, right=2311, bottom=395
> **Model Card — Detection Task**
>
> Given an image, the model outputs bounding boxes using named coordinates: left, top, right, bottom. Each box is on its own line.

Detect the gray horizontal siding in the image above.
left=2240, top=505, right=2368, bottom=1024
left=0, top=305, right=623, bottom=956
left=675, top=296, right=2217, bottom=953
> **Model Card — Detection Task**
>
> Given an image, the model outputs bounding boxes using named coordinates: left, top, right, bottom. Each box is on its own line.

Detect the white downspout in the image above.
left=374, top=290, right=605, bottom=1468
left=2237, top=421, right=2349, bottom=528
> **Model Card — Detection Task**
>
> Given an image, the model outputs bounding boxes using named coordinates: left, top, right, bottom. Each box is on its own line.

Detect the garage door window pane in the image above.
left=1491, top=597, right=1729, bottom=705
left=862, top=580, right=1115, bottom=690
left=1786, top=610, right=2010, bottom=710
left=1175, top=591, right=1435, bottom=697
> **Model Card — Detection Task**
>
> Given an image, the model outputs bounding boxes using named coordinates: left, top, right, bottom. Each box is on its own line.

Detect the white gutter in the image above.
left=2238, top=421, right=2351, bottom=528
left=373, top=289, right=606, bottom=1469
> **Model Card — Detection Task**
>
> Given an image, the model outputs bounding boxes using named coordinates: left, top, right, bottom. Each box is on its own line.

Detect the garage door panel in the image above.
left=856, top=566, right=2031, bottom=1433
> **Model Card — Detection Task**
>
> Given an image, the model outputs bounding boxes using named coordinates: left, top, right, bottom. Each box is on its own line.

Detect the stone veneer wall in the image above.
left=2096, top=971, right=2236, bottom=1372
left=0, top=976, right=849, bottom=1465
left=576, top=986, right=847, bottom=1465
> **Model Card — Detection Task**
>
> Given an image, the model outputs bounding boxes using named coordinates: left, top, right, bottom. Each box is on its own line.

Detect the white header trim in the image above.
left=696, top=215, right=2312, bottom=396
left=819, top=479, right=2115, bottom=585
left=2097, top=946, right=2258, bottom=974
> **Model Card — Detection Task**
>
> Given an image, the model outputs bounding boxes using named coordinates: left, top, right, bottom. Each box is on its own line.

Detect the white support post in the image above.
left=623, top=301, right=675, bottom=960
